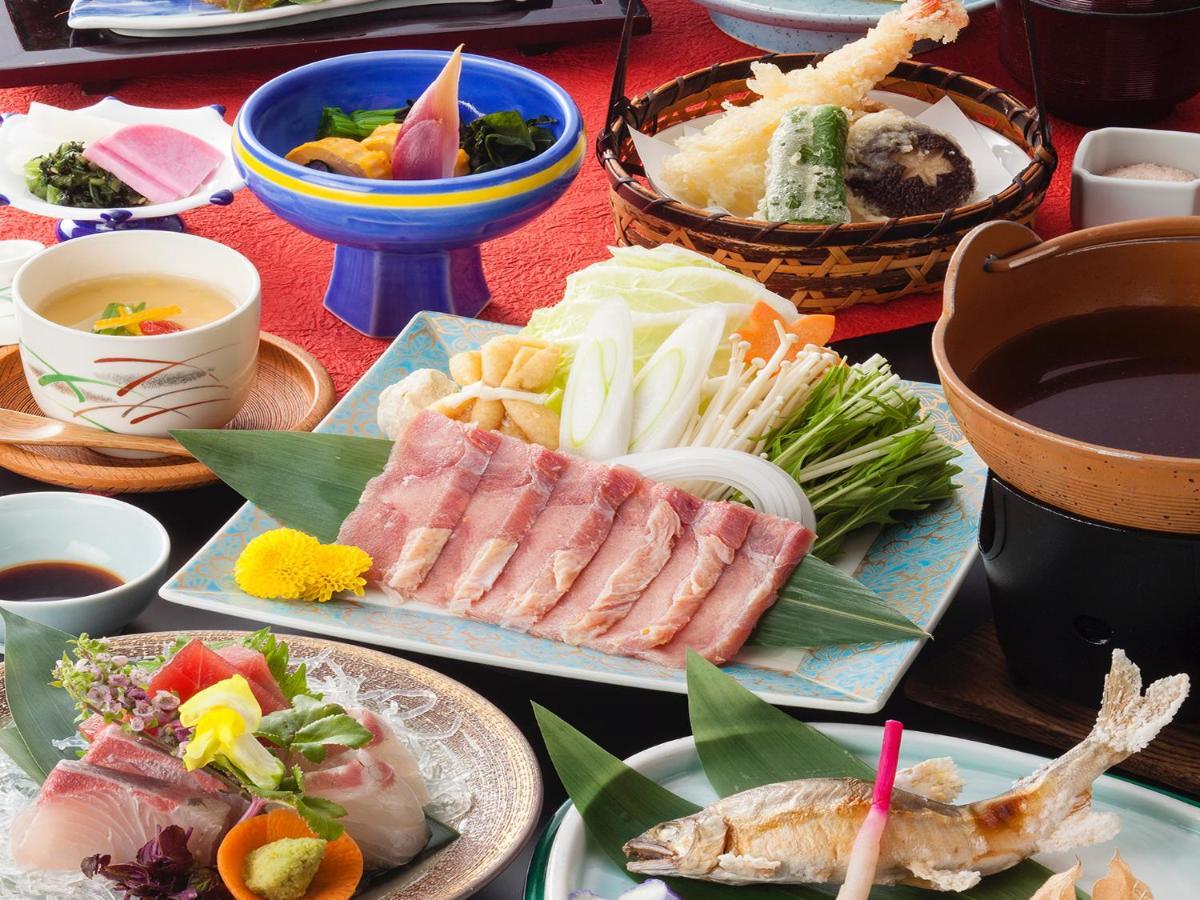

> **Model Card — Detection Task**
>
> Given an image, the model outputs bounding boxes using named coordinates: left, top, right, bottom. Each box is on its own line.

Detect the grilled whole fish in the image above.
left=625, top=650, right=1188, bottom=891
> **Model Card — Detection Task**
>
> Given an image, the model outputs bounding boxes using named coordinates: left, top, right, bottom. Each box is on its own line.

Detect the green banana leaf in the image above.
left=173, top=429, right=926, bottom=649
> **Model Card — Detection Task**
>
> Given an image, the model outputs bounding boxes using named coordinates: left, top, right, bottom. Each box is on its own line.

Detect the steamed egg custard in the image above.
left=38, top=274, right=236, bottom=336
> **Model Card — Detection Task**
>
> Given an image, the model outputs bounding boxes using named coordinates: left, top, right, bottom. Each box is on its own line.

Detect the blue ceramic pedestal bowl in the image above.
left=234, top=51, right=584, bottom=338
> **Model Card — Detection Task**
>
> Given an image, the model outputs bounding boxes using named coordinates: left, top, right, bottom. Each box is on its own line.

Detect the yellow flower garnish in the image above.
left=93, top=304, right=182, bottom=333
left=235, top=528, right=372, bottom=603
left=179, top=675, right=284, bottom=790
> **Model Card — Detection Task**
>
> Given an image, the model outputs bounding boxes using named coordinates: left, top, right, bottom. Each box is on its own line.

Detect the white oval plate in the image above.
left=542, top=725, right=1200, bottom=899
left=0, top=98, right=243, bottom=222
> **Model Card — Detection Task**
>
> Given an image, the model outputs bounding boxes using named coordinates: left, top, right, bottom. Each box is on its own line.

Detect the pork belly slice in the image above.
left=84, top=724, right=229, bottom=795
left=305, top=750, right=429, bottom=870
left=405, top=438, right=565, bottom=608
left=552, top=485, right=702, bottom=644
left=337, top=410, right=502, bottom=594
left=605, top=501, right=757, bottom=655
left=468, top=458, right=640, bottom=627
left=641, top=515, right=815, bottom=667
left=11, top=760, right=242, bottom=870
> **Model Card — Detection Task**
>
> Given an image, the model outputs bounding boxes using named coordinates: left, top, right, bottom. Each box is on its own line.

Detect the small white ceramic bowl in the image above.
left=13, top=230, right=261, bottom=450
left=1072, top=127, right=1200, bottom=229
left=0, top=492, right=170, bottom=645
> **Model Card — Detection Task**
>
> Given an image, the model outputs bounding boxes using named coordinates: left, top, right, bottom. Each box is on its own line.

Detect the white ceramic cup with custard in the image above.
left=13, top=231, right=260, bottom=452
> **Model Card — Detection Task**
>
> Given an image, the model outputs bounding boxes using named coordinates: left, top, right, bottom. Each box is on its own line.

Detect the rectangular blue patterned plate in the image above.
left=162, top=311, right=986, bottom=712
left=69, top=0, right=514, bottom=37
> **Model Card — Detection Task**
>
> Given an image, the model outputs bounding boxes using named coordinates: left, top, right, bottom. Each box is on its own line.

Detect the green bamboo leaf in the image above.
left=534, top=703, right=822, bottom=899
left=752, top=556, right=929, bottom=647
left=172, top=430, right=392, bottom=543
left=685, top=653, right=1085, bottom=900
left=0, top=610, right=80, bottom=782
left=0, top=723, right=46, bottom=783
left=687, top=650, right=871, bottom=793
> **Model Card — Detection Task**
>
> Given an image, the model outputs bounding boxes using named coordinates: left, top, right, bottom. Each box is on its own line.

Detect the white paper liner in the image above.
left=629, top=91, right=1031, bottom=219
left=0, top=645, right=473, bottom=900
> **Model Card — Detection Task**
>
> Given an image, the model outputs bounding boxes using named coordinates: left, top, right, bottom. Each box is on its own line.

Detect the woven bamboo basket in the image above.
left=597, top=54, right=1058, bottom=312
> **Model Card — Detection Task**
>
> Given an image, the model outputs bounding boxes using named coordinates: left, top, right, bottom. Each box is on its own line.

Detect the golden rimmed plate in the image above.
left=0, top=630, right=542, bottom=900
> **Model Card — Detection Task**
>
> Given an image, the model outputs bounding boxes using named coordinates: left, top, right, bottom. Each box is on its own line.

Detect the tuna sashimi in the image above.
left=11, top=761, right=240, bottom=870
left=643, top=515, right=815, bottom=667
left=337, top=410, right=502, bottom=596
left=149, top=638, right=287, bottom=714
left=608, top=501, right=757, bottom=655
left=556, top=486, right=702, bottom=644
left=84, top=725, right=229, bottom=795
left=407, top=438, right=565, bottom=609
left=215, top=644, right=289, bottom=714
left=305, top=751, right=429, bottom=869
left=82, top=124, right=224, bottom=204
left=470, top=458, right=640, bottom=627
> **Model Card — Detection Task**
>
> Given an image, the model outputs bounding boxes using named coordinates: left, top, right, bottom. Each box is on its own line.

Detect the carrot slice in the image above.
left=218, top=808, right=364, bottom=900
left=735, top=302, right=836, bottom=363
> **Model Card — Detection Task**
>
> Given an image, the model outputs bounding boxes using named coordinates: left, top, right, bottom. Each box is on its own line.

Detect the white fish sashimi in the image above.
left=304, top=751, right=430, bottom=869
left=10, top=760, right=239, bottom=871
left=346, top=706, right=431, bottom=806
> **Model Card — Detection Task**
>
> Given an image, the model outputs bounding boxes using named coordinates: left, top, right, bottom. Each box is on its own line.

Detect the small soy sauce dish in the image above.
left=935, top=217, right=1200, bottom=720
left=0, top=492, right=170, bottom=646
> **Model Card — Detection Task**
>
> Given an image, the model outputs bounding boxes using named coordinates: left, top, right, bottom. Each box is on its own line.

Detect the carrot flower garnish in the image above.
left=836, top=719, right=904, bottom=900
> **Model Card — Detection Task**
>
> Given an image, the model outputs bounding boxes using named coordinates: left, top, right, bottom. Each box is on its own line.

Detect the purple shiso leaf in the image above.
left=81, top=825, right=229, bottom=899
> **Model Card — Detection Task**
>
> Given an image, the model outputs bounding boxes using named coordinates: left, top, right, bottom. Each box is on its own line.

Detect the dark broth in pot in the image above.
left=967, top=306, right=1200, bottom=458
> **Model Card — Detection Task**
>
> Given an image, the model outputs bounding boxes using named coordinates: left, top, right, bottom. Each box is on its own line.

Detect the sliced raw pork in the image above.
left=467, top=456, right=640, bottom=626
left=642, top=515, right=815, bottom=667
left=304, top=751, right=429, bottom=869
left=11, top=760, right=241, bottom=870
left=529, top=482, right=689, bottom=641
left=338, top=410, right=502, bottom=595
left=82, top=124, right=224, bottom=204
left=408, top=438, right=565, bottom=609
left=605, top=501, right=757, bottom=655
left=83, top=724, right=229, bottom=795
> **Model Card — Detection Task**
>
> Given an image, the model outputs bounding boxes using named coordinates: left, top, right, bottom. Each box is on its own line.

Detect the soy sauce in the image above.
left=968, top=306, right=1200, bottom=458
left=0, top=561, right=123, bottom=602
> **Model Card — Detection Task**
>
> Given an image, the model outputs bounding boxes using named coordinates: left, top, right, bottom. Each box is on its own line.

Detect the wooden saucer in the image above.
left=0, top=333, right=335, bottom=493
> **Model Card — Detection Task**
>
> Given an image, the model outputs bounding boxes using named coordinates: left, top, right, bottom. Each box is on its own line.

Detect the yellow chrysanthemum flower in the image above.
left=301, top=543, right=372, bottom=603
left=234, top=528, right=373, bottom=603
left=235, top=528, right=320, bottom=600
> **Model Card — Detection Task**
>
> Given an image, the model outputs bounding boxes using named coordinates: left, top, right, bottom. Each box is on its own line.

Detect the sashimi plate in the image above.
left=162, top=311, right=987, bottom=713
left=69, top=0, right=520, bottom=37
left=0, top=630, right=542, bottom=900
left=527, top=726, right=1200, bottom=899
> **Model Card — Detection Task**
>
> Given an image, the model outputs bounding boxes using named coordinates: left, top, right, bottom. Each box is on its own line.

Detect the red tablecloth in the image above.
left=2, top=1, right=1198, bottom=393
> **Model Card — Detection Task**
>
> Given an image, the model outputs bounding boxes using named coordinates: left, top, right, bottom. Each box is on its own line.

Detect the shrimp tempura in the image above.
left=659, top=0, right=969, bottom=216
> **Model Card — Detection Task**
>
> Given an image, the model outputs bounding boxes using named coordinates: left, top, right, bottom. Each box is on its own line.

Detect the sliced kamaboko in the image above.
left=559, top=298, right=635, bottom=460
left=530, top=480, right=688, bottom=642
left=642, top=514, right=815, bottom=667
left=629, top=306, right=725, bottom=452
left=469, top=457, right=640, bottom=627
left=304, top=751, right=430, bottom=869
left=83, top=724, right=229, bottom=795
left=337, top=410, right=502, bottom=595
left=11, top=761, right=242, bottom=870
left=608, top=501, right=757, bottom=655
left=392, top=45, right=463, bottom=180
left=409, top=438, right=565, bottom=610
left=82, top=124, right=224, bottom=203
left=558, top=486, right=701, bottom=645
